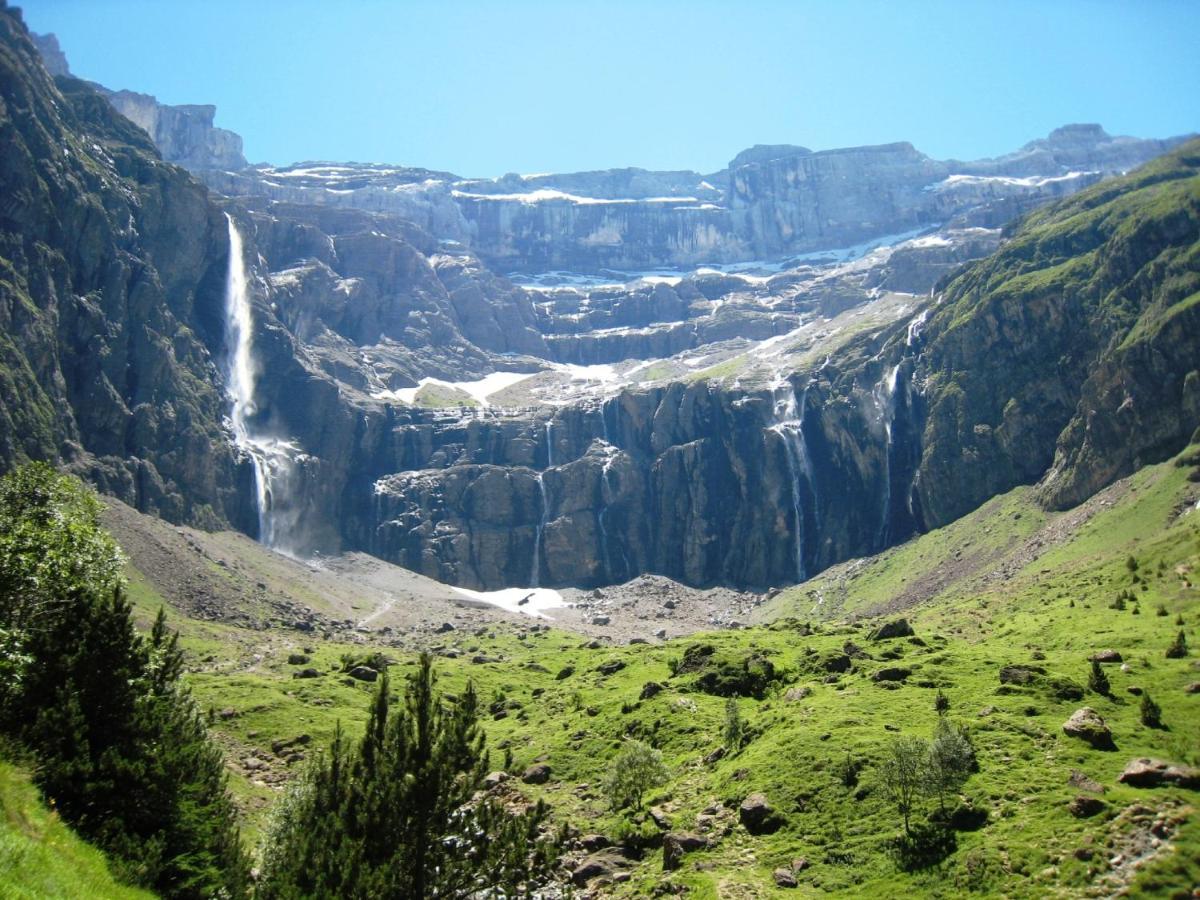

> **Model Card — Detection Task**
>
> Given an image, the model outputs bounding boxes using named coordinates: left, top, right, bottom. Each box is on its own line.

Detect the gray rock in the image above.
left=1067, top=795, right=1107, bottom=818
left=773, top=867, right=798, bottom=888
left=1062, top=708, right=1113, bottom=749
left=522, top=763, right=552, bottom=785
left=1117, top=758, right=1200, bottom=789
left=868, top=619, right=914, bottom=640
left=662, top=832, right=707, bottom=871
left=739, top=793, right=782, bottom=834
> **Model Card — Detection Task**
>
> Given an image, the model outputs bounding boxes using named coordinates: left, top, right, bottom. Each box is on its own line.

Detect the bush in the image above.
left=1088, top=660, right=1110, bottom=696
left=1166, top=630, right=1188, bottom=659
left=1140, top=692, right=1163, bottom=728
left=603, top=739, right=669, bottom=812
left=723, top=698, right=745, bottom=751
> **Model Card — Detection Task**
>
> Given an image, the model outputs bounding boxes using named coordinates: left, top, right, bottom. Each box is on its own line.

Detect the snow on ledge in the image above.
left=451, top=586, right=567, bottom=619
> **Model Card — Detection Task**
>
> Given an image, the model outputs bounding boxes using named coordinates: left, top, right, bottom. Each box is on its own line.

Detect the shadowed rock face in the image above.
left=8, top=10, right=1200, bottom=593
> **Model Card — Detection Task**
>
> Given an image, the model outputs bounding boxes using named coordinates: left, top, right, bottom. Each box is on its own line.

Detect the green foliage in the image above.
left=674, top=644, right=780, bottom=698
left=878, top=736, right=928, bottom=835
left=925, top=718, right=976, bottom=813
left=1087, top=659, right=1111, bottom=696
left=257, top=653, right=556, bottom=898
left=1166, top=629, right=1189, bottom=658
left=0, top=758, right=155, bottom=900
left=0, top=465, right=249, bottom=898
left=602, top=738, right=669, bottom=812
left=722, top=697, right=744, bottom=751
left=0, top=461, right=124, bottom=634
left=1140, top=692, right=1164, bottom=729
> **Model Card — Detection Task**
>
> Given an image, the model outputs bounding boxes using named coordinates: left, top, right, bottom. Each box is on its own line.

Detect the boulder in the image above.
left=482, top=771, right=509, bottom=789
left=648, top=806, right=672, bottom=829
left=348, top=666, right=378, bottom=682
left=293, top=667, right=321, bottom=679
left=578, top=833, right=610, bottom=852
left=522, top=763, right=552, bottom=784
left=1067, top=795, right=1107, bottom=818
left=662, top=832, right=707, bottom=871
left=571, top=850, right=628, bottom=886
left=773, top=867, right=798, bottom=888
left=1091, top=649, right=1123, bottom=663
left=872, top=667, right=912, bottom=683
left=868, top=618, right=914, bottom=640
left=739, top=793, right=782, bottom=834
left=1061, top=708, right=1114, bottom=749
left=1067, top=770, right=1105, bottom=794
left=597, top=659, right=626, bottom=676
left=1117, top=758, right=1200, bottom=789
left=999, top=664, right=1044, bottom=685
left=791, top=857, right=811, bottom=872
left=640, top=681, right=665, bottom=700
left=784, top=686, right=811, bottom=701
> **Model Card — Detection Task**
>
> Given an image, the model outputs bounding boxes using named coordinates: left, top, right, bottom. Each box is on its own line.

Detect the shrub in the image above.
left=723, top=698, right=745, bottom=751
left=603, top=739, right=669, bottom=811
left=1088, top=660, right=1111, bottom=696
left=1140, top=692, right=1163, bottom=729
left=1166, top=630, right=1188, bottom=659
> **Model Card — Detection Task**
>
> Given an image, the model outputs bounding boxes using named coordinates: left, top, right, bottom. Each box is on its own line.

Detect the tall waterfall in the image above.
left=873, top=364, right=901, bottom=548
left=223, top=214, right=301, bottom=554
left=530, top=472, right=548, bottom=587
left=768, top=380, right=815, bottom=582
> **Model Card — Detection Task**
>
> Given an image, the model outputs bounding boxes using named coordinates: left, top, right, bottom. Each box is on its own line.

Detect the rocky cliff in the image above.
left=9, top=7, right=1199, bottom=596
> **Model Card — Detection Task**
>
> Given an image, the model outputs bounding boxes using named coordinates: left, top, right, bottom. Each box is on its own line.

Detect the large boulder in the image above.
left=1091, top=649, right=1123, bottom=663
left=868, top=619, right=914, bottom=641
left=522, top=763, right=552, bottom=784
left=571, top=850, right=629, bottom=886
left=1062, top=708, right=1114, bottom=749
left=662, top=832, right=707, bottom=871
left=1117, top=758, right=1200, bottom=789
left=739, top=793, right=783, bottom=834
left=1067, top=795, right=1107, bottom=818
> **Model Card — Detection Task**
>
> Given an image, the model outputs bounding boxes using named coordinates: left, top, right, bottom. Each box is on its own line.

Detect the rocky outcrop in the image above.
left=102, top=89, right=247, bottom=172
left=0, top=9, right=244, bottom=526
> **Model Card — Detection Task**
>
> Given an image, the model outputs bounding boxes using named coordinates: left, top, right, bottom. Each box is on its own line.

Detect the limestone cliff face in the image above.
left=101, top=90, right=247, bottom=172
left=0, top=8, right=242, bottom=524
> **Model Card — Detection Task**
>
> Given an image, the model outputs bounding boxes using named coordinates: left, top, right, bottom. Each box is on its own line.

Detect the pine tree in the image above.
left=1166, top=630, right=1188, bottom=659
left=1139, top=692, right=1163, bottom=728
left=0, top=465, right=249, bottom=898
left=723, top=697, right=744, bottom=750
left=1088, top=659, right=1111, bottom=695
left=259, top=653, right=556, bottom=898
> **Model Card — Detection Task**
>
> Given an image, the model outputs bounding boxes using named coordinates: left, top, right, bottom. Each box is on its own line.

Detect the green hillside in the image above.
left=0, top=759, right=155, bottom=900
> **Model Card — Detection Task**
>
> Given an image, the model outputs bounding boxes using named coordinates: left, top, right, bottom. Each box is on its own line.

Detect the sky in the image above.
left=17, top=0, right=1200, bottom=178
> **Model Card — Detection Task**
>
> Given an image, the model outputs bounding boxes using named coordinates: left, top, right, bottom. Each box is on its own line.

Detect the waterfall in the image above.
left=768, top=379, right=815, bottom=582
left=223, top=214, right=301, bottom=554
left=545, top=419, right=555, bottom=467
left=530, top=472, right=548, bottom=587
left=873, top=364, right=901, bottom=548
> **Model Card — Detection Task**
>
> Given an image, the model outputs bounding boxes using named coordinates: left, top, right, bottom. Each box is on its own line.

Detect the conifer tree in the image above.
left=259, top=653, right=556, bottom=898
left=1088, top=659, right=1111, bottom=695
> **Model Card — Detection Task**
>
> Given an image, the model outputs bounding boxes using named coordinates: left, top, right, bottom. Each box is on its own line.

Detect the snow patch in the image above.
left=451, top=586, right=567, bottom=619
left=373, top=371, right=536, bottom=406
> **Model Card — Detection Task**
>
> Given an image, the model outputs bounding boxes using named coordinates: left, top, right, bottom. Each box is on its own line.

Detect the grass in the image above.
left=0, top=759, right=155, bottom=900
left=73, top=444, right=1200, bottom=896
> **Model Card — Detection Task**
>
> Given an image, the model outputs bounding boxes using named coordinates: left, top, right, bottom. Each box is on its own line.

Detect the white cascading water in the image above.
left=768, top=379, right=815, bottom=581
left=224, top=214, right=302, bottom=554
left=530, top=472, right=549, bottom=587
left=872, top=364, right=902, bottom=547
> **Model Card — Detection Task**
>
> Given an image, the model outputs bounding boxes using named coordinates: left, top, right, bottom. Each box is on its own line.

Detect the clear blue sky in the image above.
left=17, top=0, right=1200, bottom=177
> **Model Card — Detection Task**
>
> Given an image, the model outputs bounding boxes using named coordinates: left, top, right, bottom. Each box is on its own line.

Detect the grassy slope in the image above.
left=114, top=445, right=1200, bottom=897
left=0, top=760, right=155, bottom=900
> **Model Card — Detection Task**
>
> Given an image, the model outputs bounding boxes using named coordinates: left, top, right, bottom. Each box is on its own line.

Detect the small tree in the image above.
left=924, top=718, right=975, bottom=813
left=1166, top=630, right=1188, bottom=659
left=879, top=736, right=928, bottom=835
left=1088, top=659, right=1110, bottom=696
left=723, top=697, right=744, bottom=751
left=1140, top=692, right=1163, bottom=729
left=603, top=739, right=669, bottom=812
left=934, top=690, right=950, bottom=716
